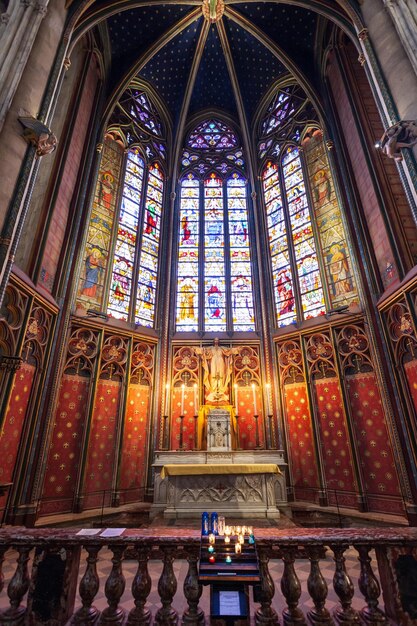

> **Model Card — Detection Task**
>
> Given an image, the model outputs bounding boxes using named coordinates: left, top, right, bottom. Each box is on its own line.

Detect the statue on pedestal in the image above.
left=195, top=338, right=241, bottom=404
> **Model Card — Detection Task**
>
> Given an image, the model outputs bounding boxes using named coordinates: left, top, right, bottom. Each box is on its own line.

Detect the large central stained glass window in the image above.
left=176, top=119, right=255, bottom=333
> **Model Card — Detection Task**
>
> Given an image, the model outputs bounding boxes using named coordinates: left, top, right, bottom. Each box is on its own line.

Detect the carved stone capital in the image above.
left=35, top=1, right=48, bottom=15
left=170, top=191, right=176, bottom=201
left=1, top=12, right=10, bottom=23
left=378, top=120, right=417, bottom=161
left=358, top=53, right=366, bottom=66
left=96, top=143, right=103, bottom=153
left=358, top=28, right=369, bottom=41
left=251, top=191, right=257, bottom=200
left=63, top=57, right=71, bottom=71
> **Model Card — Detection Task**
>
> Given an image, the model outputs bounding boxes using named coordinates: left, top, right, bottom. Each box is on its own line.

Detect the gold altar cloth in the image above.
left=160, top=464, right=281, bottom=479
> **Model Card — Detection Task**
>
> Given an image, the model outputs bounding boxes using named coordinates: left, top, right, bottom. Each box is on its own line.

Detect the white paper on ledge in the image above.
left=76, top=528, right=101, bottom=536
left=100, top=528, right=126, bottom=537
left=219, top=590, right=241, bottom=615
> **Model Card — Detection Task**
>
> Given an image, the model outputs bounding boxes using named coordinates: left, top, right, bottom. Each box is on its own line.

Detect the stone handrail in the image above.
left=0, top=527, right=416, bottom=625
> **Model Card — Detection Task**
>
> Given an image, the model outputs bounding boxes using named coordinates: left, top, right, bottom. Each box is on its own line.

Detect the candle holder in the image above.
left=178, top=415, right=184, bottom=451
left=194, top=414, right=199, bottom=450
left=162, top=414, right=169, bottom=450
left=254, top=414, right=260, bottom=449
left=235, top=414, right=241, bottom=450
left=268, top=414, right=277, bottom=449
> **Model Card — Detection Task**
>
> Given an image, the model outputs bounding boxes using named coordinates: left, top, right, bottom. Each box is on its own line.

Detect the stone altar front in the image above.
left=151, top=450, right=287, bottom=520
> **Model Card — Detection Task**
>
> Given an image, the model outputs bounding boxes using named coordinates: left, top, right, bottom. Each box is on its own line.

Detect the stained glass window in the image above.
left=76, top=83, right=167, bottom=327
left=77, top=138, right=124, bottom=313
left=108, top=151, right=144, bottom=320
left=260, top=85, right=358, bottom=326
left=136, top=164, right=164, bottom=326
left=105, top=154, right=164, bottom=327
left=176, top=120, right=255, bottom=333
left=177, top=176, right=199, bottom=331
left=263, top=150, right=325, bottom=326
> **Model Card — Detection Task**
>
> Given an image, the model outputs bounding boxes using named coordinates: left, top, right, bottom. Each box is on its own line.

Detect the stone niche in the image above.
left=207, top=408, right=232, bottom=452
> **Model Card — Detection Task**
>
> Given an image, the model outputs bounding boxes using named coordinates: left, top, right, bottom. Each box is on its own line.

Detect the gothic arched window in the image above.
left=77, top=87, right=166, bottom=328
left=259, top=85, right=359, bottom=327
left=176, top=119, right=255, bottom=333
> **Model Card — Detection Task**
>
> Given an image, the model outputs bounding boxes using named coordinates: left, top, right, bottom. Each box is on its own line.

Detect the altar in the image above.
left=151, top=450, right=287, bottom=520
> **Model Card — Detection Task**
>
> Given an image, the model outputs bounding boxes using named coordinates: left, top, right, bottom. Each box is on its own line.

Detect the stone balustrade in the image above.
left=0, top=527, right=416, bottom=625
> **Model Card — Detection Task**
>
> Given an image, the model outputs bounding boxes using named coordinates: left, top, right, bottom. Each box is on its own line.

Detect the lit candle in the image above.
left=235, top=543, right=242, bottom=554
left=208, top=545, right=215, bottom=554
left=208, top=533, right=215, bottom=545
left=252, top=383, right=257, bottom=415
left=224, top=536, right=230, bottom=544
left=225, top=555, right=232, bottom=564
left=181, top=384, right=185, bottom=415
left=238, top=534, right=244, bottom=544
left=194, top=383, right=198, bottom=414
left=234, top=384, right=239, bottom=414
left=224, top=526, right=231, bottom=536
left=164, top=383, right=170, bottom=416
left=209, top=555, right=216, bottom=563
left=266, top=383, right=271, bottom=415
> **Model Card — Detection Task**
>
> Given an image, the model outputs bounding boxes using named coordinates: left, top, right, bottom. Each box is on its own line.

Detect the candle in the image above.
left=194, top=383, right=198, bottom=413
left=218, top=516, right=225, bottom=535
left=224, top=526, right=231, bottom=536
left=252, top=383, right=257, bottom=415
left=208, top=545, right=215, bottom=554
left=225, top=555, right=232, bottom=564
left=234, top=384, right=239, bottom=414
left=164, top=383, right=170, bottom=416
left=266, top=383, right=271, bottom=415
left=209, top=555, right=216, bottom=563
left=181, top=383, right=185, bottom=415
left=235, top=543, right=242, bottom=554
left=208, top=533, right=215, bottom=545
left=224, top=536, right=230, bottom=544
left=238, top=534, right=244, bottom=544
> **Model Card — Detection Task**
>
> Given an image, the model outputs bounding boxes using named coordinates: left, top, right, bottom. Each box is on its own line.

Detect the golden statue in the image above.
left=195, top=339, right=241, bottom=404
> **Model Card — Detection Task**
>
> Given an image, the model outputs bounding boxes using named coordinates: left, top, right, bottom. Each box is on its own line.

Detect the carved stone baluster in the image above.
left=255, top=545, right=280, bottom=626
left=98, top=544, right=126, bottom=625
left=71, top=544, right=101, bottom=624
left=306, top=546, right=334, bottom=625
left=182, top=546, right=204, bottom=626
left=154, top=546, right=178, bottom=626
left=281, top=547, right=307, bottom=625
left=356, top=545, right=388, bottom=625
left=0, top=545, right=31, bottom=624
left=331, top=545, right=360, bottom=625
left=127, top=546, right=152, bottom=626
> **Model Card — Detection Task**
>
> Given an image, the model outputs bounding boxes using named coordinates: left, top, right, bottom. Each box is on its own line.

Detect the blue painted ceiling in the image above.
left=103, top=2, right=324, bottom=137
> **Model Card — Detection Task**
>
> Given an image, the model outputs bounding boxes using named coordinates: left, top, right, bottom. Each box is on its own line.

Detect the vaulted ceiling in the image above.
left=77, top=1, right=360, bottom=137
